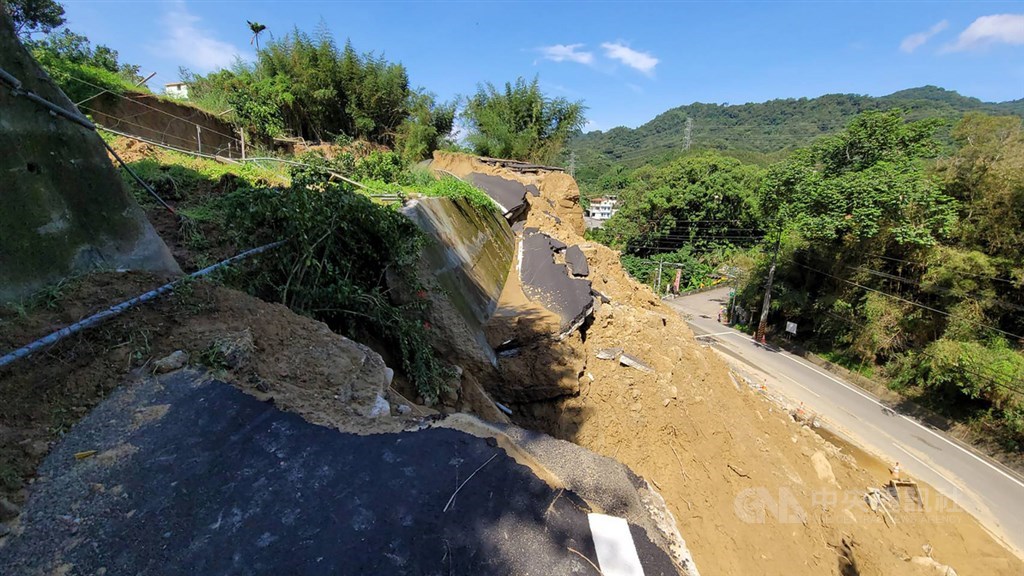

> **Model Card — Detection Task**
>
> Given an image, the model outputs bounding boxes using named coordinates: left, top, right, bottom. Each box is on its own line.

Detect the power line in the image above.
left=68, top=75, right=243, bottom=144
left=867, top=253, right=1020, bottom=286
left=610, top=219, right=762, bottom=225
left=80, top=105, right=200, bottom=148
left=625, top=245, right=744, bottom=254
left=647, top=236, right=767, bottom=241
left=848, top=265, right=1024, bottom=314
left=820, top=311, right=1024, bottom=397
left=797, top=262, right=1024, bottom=342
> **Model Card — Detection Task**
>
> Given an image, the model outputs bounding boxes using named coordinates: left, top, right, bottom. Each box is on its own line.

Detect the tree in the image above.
left=462, top=76, right=586, bottom=164
left=187, top=28, right=415, bottom=144
left=600, top=151, right=764, bottom=255
left=940, top=113, right=1024, bottom=259
left=769, top=110, right=956, bottom=247
left=395, top=90, right=455, bottom=163
left=4, top=0, right=65, bottom=38
left=28, top=28, right=145, bottom=102
left=247, top=20, right=267, bottom=49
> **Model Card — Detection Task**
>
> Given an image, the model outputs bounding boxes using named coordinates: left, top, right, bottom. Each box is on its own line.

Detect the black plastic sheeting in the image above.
left=2, top=372, right=680, bottom=576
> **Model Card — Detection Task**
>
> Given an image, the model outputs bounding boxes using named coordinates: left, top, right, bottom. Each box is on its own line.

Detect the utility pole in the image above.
left=683, top=117, right=692, bottom=151
left=567, top=150, right=576, bottom=177
left=755, top=227, right=783, bottom=343
left=655, top=260, right=664, bottom=294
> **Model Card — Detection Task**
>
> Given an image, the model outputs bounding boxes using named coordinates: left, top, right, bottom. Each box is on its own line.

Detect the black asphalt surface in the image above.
left=1, top=371, right=680, bottom=575
left=565, top=245, right=590, bottom=277
left=520, top=228, right=594, bottom=334
left=467, top=173, right=528, bottom=218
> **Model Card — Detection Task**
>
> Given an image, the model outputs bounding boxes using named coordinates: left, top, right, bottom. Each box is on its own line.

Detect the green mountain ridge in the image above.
left=571, top=86, right=1024, bottom=192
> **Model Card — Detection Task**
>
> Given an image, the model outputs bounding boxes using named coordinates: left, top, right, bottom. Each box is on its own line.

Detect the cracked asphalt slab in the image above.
left=520, top=228, right=594, bottom=334
left=1, top=370, right=681, bottom=575
left=467, top=173, right=528, bottom=218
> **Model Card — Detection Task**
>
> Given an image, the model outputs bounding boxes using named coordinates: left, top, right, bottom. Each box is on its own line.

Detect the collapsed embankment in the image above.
left=429, top=152, right=1024, bottom=576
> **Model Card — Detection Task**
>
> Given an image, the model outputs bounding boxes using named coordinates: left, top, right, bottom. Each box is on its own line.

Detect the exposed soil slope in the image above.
left=431, top=152, right=1023, bottom=576
left=0, top=273, right=414, bottom=510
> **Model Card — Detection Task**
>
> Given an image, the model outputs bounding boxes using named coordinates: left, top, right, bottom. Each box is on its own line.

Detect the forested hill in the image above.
left=572, top=86, right=1024, bottom=191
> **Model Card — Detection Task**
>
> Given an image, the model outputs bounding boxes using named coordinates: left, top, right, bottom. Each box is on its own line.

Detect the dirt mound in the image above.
left=106, top=137, right=159, bottom=164
left=0, top=273, right=415, bottom=511
left=430, top=153, right=1023, bottom=575
left=294, top=139, right=389, bottom=160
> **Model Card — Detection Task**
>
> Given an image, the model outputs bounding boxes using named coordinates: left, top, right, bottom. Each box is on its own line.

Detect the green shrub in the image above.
left=354, top=150, right=405, bottom=183
left=221, top=164, right=452, bottom=401
left=418, top=175, right=497, bottom=211
left=889, top=338, right=1024, bottom=446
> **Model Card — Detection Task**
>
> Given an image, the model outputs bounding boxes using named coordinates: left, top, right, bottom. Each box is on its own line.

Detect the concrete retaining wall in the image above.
left=0, top=15, right=180, bottom=302
left=394, top=196, right=515, bottom=369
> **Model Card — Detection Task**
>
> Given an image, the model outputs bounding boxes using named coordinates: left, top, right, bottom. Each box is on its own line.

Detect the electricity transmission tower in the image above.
left=683, top=117, right=693, bottom=151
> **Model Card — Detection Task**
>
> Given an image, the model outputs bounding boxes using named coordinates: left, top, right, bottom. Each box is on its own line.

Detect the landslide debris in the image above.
left=0, top=272, right=418, bottom=513
left=429, top=152, right=1024, bottom=576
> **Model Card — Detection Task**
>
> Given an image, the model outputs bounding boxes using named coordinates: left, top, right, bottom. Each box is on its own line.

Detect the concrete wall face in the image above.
left=396, top=196, right=515, bottom=368
left=0, top=14, right=180, bottom=302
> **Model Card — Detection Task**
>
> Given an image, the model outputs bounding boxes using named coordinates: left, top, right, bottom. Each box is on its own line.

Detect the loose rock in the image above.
left=152, top=350, right=188, bottom=374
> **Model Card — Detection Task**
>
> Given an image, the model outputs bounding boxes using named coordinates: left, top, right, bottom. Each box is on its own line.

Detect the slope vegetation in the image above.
left=572, top=86, right=1024, bottom=191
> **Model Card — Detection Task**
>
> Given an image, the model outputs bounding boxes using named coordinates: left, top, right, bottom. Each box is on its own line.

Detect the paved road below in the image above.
left=666, top=287, right=1024, bottom=557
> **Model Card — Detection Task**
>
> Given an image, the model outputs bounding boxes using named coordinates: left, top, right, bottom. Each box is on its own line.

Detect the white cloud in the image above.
left=155, top=1, right=248, bottom=72
left=900, top=20, right=948, bottom=53
left=537, top=43, right=594, bottom=65
left=944, top=14, right=1024, bottom=52
left=601, top=42, right=659, bottom=75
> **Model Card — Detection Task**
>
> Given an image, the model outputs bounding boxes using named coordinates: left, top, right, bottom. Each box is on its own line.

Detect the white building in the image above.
left=587, top=196, right=619, bottom=220
left=164, top=82, right=189, bottom=100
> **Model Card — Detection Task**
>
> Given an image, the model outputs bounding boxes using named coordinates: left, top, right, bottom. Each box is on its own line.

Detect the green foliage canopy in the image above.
left=184, top=27, right=452, bottom=157
left=462, top=76, right=586, bottom=164
left=4, top=0, right=64, bottom=38
left=764, top=111, right=957, bottom=247
left=27, top=28, right=145, bottom=103
left=599, top=151, right=764, bottom=254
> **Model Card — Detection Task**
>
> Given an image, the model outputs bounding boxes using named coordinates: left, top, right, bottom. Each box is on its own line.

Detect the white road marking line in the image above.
left=588, top=513, right=644, bottom=576
left=779, top=373, right=821, bottom=398
left=893, top=443, right=959, bottom=489
left=683, top=315, right=1024, bottom=491
left=774, top=353, right=1024, bottom=491
left=695, top=331, right=734, bottom=338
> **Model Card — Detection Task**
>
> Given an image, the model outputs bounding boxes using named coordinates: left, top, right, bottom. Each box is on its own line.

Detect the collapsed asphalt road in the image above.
left=1, top=370, right=683, bottom=575
left=467, top=173, right=531, bottom=220
left=519, top=228, right=594, bottom=335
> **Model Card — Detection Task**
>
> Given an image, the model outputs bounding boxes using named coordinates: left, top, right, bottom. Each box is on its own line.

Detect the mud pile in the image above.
left=430, top=153, right=1023, bottom=576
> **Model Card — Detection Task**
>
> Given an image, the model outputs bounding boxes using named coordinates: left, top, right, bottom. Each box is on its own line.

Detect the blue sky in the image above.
left=59, top=1, right=1024, bottom=132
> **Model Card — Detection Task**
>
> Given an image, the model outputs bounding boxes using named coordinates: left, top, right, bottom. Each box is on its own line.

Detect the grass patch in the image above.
left=817, top=349, right=876, bottom=378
